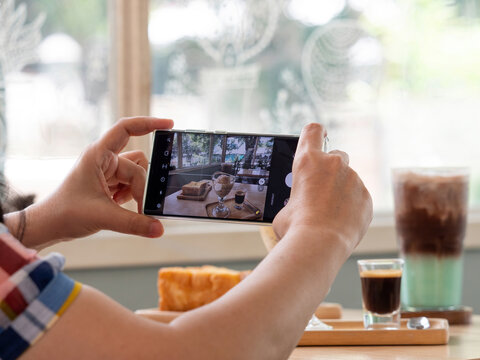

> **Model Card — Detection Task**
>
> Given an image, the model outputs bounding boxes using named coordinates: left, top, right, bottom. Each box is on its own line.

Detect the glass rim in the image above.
left=357, top=258, right=404, bottom=266
left=391, top=167, right=470, bottom=177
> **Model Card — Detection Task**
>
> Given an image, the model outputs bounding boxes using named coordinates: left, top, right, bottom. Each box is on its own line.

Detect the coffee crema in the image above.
left=360, top=269, right=402, bottom=315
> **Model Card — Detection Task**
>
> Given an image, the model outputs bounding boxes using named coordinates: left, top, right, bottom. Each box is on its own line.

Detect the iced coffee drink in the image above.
left=211, top=172, right=235, bottom=218
left=214, top=174, right=234, bottom=198
left=393, top=168, right=469, bottom=310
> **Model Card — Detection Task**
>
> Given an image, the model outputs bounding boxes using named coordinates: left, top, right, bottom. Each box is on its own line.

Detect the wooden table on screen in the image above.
left=289, top=309, right=480, bottom=359
left=163, top=183, right=267, bottom=218
left=236, top=169, right=269, bottom=181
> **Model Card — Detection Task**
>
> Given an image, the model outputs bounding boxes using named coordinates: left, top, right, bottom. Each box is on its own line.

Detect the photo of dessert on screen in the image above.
left=162, top=132, right=272, bottom=220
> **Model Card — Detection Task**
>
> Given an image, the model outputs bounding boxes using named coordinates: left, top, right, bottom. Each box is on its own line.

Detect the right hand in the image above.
left=273, top=123, right=372, bottom=253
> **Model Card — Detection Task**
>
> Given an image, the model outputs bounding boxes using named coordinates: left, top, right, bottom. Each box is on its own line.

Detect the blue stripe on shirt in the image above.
left=36, top=273, right=75, bottom=314
left=0, top=327, right=30, bottom=360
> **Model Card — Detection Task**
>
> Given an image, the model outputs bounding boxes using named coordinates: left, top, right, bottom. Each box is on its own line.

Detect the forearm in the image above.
left=19, top=228, right=355, bottom=360
left=171, top=227, right=350, bottom=360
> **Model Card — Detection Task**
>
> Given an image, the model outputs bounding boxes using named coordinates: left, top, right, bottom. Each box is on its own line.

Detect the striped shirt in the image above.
left=0, top=223, right=81, bottom=360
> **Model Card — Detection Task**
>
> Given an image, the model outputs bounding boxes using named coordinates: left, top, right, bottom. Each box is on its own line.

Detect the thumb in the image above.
left=101, top=205, right=164, bottom=238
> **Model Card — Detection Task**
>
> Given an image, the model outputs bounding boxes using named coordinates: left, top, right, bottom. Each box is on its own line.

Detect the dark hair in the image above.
left=0, top=180, right=35, bottom=224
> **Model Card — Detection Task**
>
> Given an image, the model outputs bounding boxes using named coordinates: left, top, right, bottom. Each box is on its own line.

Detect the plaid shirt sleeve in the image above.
left=0, top=223, right=82, bottom=360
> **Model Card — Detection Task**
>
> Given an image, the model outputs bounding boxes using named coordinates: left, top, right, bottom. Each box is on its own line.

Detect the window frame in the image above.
left=170, top=132, right=272, bottom=170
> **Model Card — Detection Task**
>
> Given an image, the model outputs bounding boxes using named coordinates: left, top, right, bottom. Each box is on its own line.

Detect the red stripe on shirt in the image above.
left=4, top=287, right=28, bottom=316
left=0, top=240, right=31, bottom=275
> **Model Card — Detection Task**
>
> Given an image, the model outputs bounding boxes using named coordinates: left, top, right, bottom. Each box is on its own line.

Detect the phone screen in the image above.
left=143, top=130, right=298, bottom=223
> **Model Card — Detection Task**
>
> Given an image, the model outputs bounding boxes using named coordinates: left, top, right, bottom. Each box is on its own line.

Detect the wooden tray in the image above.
left=135, top=308, right=448, bottom=346
left=401, top=305, right=473, bottom=325
left=177, top=184, right=212, bottom=201
left=135, top=303, right=342, bottom=324
left=298, top=318, right=449, bottom=346
left=205, top=198, right=262, bottom=220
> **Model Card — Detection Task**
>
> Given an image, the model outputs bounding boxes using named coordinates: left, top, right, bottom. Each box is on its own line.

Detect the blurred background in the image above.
left=1, top=0, right=480, bottom=311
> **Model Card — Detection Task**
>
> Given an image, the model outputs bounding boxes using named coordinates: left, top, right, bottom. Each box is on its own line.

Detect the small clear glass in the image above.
left=234, top=188, right=246, bottom=210
left=358, top=259, right=404, bottom=330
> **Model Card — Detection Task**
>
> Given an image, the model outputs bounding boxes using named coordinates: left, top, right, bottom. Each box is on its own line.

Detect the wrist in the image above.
left=4, top=208, right=29, bottom=244
left=3, top=212, right=19, bottom=239
left=282, top=225, right=352, bottom=262
left=5, top=198, right=67, bottom=250
left=29, top=198, right=71, bottom=249
left=264, top=225, right=351, bottom=307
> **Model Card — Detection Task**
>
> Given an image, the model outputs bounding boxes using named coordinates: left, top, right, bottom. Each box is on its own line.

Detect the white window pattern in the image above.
left=0, top=0, right=44, bottom=191
left=149, top=0, right=390, bottom=208
left=150, top=0, right=480, bottom=211
left=1, top=0, right=111, bottom=201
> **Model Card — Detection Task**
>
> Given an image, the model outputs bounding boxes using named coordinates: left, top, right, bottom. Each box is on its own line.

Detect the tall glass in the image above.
left=392, top=168, right=469, bottom=310
left=212, top=172, right=235, bottom=218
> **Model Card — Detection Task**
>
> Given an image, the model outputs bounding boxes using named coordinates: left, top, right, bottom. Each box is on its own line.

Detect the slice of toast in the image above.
left=158, top=265, right=249, bottom=311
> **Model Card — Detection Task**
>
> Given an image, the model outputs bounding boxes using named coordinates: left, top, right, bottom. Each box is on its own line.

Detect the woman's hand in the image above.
left=273, top=123, right=372, bottom=254
left=16, top=117, right=173, bottom=249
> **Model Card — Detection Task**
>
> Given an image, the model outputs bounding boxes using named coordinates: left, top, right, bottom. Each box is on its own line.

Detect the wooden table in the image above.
left=163, top=183, right=267, bottom=218
left=236, top=169, right=269, bottom=181
left=290, top=309, right=480, bottom=359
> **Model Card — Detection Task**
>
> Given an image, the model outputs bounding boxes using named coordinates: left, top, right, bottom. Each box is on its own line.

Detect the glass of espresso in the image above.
left=234, top=190, right=246, bottom=210
left=392, top=168, right=469, bottom=310
left=358, top=259, right=404, bottom=329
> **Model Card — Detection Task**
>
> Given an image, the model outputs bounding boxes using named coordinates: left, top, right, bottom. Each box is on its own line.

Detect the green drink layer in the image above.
left=402, top=254, right=463, bottom=309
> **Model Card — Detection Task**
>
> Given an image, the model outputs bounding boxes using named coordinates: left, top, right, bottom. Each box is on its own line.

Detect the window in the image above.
left=2, top=0, right=110, bottom=199
left=211, top=135, right=224, bottom=163
left=170, top=133, right=223, bottom=169
left=181, top=133, right=210, bottom=167
left=2, top=0, right=480, bottom=268
left=169, top=132, right=273, bottom=171
left=149, top=0, right=480, bottom=213
left=254, top=137, right=274, bottom=169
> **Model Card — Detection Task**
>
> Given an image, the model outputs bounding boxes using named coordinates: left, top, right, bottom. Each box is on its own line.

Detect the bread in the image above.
left=181, top=180, right=208, bottom=196
left=158, top=265, right=249, bottom=311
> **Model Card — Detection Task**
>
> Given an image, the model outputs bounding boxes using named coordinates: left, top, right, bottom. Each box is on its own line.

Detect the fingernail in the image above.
left=149, top=221, right=163, bottom=237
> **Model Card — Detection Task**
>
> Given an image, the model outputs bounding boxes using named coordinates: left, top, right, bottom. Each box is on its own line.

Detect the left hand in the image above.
left=26, top=117, right=174, bottom=246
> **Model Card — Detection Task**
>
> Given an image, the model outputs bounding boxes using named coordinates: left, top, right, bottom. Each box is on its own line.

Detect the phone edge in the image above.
left=142, top=128, right=299, bottom=224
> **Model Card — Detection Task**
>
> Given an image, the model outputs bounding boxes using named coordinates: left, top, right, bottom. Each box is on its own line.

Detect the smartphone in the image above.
left=143, top=130, right=298, bottom=224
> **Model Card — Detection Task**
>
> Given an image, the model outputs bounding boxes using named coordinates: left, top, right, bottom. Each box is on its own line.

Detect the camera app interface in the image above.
left=144, top=131, right=298, bottom=223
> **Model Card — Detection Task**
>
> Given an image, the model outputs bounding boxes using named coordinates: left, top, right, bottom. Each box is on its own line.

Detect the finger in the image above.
left=99, top=117, right=174, bottom=154
left=113, top=186, right=133, bottom=205
left=114, top=156, right=147, bottom=212
left=329, top=150, right=349, bottom=165
left=100, top=205, right=164, bottom=238
left=120, top=150, right=148, bottom=171
left=297, top=123, right=328, bottom=153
